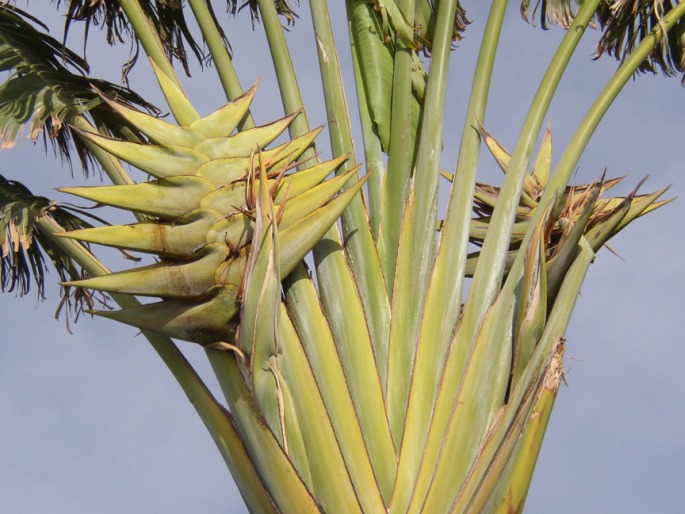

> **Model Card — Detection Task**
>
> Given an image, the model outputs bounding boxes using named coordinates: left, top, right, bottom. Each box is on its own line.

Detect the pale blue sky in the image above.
left=1, top=3, right=683, bottom=513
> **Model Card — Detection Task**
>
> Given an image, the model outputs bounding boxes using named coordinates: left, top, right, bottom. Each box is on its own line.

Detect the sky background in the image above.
left=1, top=2, right=684, bottom=513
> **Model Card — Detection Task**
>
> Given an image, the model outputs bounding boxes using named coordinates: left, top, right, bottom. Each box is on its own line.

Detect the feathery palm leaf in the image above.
left=522, top=0, right=685, bottom=80
left=595, top=0, right=685, bottom=80
left=0, top=174, right=96, bottom=307
left=226, top=0, right=300, bottom=25
left=0, top=4, right=159, bottom=172
left=54, top=0, right=222, bottom=78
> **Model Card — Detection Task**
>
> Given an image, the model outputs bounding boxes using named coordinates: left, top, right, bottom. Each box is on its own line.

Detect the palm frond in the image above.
left=0, top=4, right=159, bottom=174
left=226, top=0, right=300, bottom=26
left=0, top=174, right=97, bottom=305
left=53, top=0, right=215, bottom=79
left=520, top=0, right=581, bottom=29
left=595, top=0, right=685, bottom=81
left=521, top=1, right=685, bottom=80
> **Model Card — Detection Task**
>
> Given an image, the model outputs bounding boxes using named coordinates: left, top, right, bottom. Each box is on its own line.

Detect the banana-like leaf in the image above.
left=349, top=1, right=422, bottom=154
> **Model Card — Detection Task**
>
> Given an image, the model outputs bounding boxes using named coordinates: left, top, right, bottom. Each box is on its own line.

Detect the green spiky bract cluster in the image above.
left=445, top=125, right=672, bottom=286
left=59, top=80, right=366, bottom=346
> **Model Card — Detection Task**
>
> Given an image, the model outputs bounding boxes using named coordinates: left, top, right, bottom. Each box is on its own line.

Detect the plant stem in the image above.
left=186, top=0, right=255, bottom=130
left=465, top=0, right=601, bottom=322
left=388, top=2, right=509, bottom=511
left=256, top=0, right=312, bottom=141
left=309, top=0, right=391, bottom=389
left=117, top=0, right=195, bottom=126
left=385, top=0, right=462, bottom=442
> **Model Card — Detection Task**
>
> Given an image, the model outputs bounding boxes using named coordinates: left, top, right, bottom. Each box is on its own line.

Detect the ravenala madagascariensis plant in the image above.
left=1, top=1, right=683, bottom=512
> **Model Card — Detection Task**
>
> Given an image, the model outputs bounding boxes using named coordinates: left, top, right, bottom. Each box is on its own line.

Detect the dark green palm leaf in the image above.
left=54, top=0, right=215, bottom=78
left=0, top=174, right=95, bottom=305
left=521, top=0, right=685, bottom=80
left=595, top=0, right=685, bottom=80
left=0, top=4, right=159, bottom=174
left=226, top=0, right=300, bottom=25
left=520, top=0, right=581, bottom=28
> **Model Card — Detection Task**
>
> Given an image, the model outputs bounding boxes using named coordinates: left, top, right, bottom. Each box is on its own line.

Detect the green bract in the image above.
left=59, top=83, right=366, bottom=346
